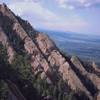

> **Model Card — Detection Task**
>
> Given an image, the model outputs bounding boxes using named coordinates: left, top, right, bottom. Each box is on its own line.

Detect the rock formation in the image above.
left=0, top=3, right=100, bottom=100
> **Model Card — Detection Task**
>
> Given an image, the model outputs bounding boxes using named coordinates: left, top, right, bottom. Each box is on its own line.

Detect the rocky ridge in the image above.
left=0, top=3, right=100, bottom=100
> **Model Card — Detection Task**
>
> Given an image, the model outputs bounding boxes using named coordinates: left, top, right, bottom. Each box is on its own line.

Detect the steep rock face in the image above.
left=71, top=56, right=100, bottom=89
left=35, top=33, right=57, bottom=56
left=35, top=33, right=93, bottom=99
left=0, top=4, right=51, bottom=75
left=0, top=4, right=18, bottom=22
left=0, top=3, right=100, bottom=100
left=71, top=56, right=100, bottom=97
left=59, top=62, right=92, bottom=99
left=15, top=14, right=50, bottom=73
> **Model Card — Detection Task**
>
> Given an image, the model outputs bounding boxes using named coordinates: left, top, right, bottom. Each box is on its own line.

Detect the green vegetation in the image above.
left=0, top=44, right=9, bottom=100
left=0, top=43, right=8, bottom=64
left=0, top=43, right=85, bottom=100
left=11, top=53, right=77, bottom=100
left=0, top=80, right=9, bottom=100
left=11, top=53, right=32, bottom=80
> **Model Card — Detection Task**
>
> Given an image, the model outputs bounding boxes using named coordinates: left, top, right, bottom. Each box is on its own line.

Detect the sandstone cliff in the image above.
left=0, top=3, right=100, bottom=100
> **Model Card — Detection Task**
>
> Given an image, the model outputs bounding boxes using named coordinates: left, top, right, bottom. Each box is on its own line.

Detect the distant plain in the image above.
left=40, top=30, right=100, bottom=65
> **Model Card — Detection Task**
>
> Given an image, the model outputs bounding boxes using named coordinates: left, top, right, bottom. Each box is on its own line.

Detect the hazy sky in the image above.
left=0, top=0, right=100, bottom=35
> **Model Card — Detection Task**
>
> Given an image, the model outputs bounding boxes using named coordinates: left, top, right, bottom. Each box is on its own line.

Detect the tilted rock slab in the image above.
left=35, top=33, right=93, bottom=99
left=71, top=56, right=100, bottom=99
left=0, top=4, right=52, bottom=82
left=1, top=4, right=100, bottom=100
